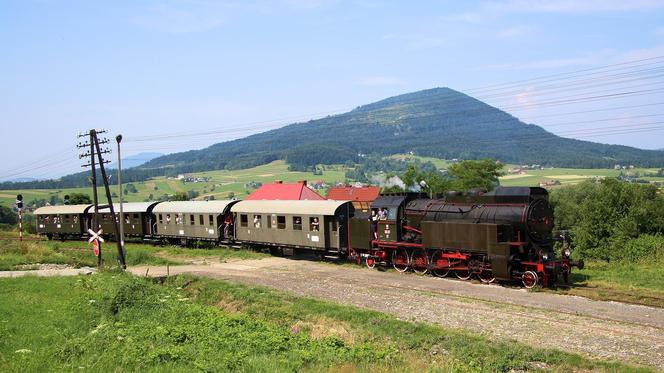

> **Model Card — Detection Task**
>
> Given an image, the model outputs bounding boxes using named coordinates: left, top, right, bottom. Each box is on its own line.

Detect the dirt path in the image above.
left=0, top=266, right=96, bottom=278
left=129, top=257, right=664, bottom=370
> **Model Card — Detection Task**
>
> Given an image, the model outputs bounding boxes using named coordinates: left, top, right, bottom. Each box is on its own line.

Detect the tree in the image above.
left=172, top=192, right=189, bottom=201
left=0, top=206, right=17, bottom=225
left=447, top=159, right=503, bottom=192
left=68, top=193, right=92, bottom=205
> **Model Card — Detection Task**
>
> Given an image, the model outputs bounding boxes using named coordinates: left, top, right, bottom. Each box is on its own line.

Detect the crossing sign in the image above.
left=92, top=239, right=100, bottom=257
left=88, top=228, right=104, bottom=243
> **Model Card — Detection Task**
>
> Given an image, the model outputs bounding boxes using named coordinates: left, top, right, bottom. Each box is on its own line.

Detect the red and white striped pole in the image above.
left=16, top=195, right=23, bottom=242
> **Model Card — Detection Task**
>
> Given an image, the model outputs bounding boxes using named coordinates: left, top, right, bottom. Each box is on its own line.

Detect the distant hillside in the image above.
left=143, top=87, right=664, bottom=171
left=108, top=152, right=163, bottom=169
left=3, top=87, right=664, bottom=190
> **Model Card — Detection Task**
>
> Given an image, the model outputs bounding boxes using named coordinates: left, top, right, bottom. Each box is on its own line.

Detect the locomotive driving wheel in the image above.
left=392, top=249, right=409, bottom=273
left=429, top=250, right=450, bottom=277
left=410, top=249, right=429, bottom=275
left=522, top=271, right=539, bottom=289
left=454, top=269, right=472, bottom=280
left=478, top=269, right=495, bottom=284
left=365, top=256, right=376, bottom=269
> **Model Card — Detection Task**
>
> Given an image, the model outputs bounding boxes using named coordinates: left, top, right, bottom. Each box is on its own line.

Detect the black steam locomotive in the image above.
left=349, top=187, right=583, bottom=288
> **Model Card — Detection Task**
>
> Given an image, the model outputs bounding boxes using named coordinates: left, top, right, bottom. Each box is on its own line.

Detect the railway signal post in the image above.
left=16, top=194, right=23, bottom=242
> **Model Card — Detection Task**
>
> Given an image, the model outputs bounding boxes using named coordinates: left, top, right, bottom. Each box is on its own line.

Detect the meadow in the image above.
left=0, top=272, right=650, bottom=372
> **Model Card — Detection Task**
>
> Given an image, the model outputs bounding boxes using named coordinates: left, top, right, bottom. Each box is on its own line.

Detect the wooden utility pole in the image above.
left=77, top=129, right=127, bottom=269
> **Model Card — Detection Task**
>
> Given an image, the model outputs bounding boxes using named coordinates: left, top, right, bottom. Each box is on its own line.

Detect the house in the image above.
left=245, top=180, right=325, bottom=200
left=326, top=185, right=381, bottom=212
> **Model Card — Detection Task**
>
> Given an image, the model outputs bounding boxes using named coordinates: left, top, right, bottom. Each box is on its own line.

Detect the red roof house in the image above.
left=246, top=180, right=325, bottom=200
left=326, top=185, right=381, bottom=211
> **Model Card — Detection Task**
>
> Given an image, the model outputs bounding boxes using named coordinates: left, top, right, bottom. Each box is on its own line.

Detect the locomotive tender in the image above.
left=34, top=186, right=581, bottom=288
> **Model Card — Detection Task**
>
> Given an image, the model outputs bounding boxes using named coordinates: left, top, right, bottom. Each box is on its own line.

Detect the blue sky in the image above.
left=1, top=0, right=664, bottom=180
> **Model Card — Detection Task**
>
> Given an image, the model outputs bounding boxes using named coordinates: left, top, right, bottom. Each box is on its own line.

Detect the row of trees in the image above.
left=383, top=159, right=503, bottom=196
left=550, top=178, right=664, bottom=262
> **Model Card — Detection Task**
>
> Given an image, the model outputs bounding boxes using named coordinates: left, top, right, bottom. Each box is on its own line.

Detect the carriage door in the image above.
left=325, top=217, right=339, bottom=249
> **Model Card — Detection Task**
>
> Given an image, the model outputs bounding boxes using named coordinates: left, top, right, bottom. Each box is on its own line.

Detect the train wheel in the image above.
left=365, top=256, right=376, bottom=269
left=410, top=249, right=429, bottom=275
left=478, top=269, right=495, bottom=284
left=454, top=269, right=472, bottom=280
left=392, top=249, right=409, bottom=273
left=522, top=271, right=539, bottom=289
left=430, top=250, right=450, bottom=277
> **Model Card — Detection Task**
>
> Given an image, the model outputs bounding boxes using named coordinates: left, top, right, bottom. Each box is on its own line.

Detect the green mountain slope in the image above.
left=143, top=87, right=664, bottom=171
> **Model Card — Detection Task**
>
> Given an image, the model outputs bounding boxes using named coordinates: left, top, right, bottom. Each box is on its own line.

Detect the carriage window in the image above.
left=133, top=213, right=139, bottom=222
left=209, top=215, right=214, bottom=226
left=190, top=214, right=195, bottom=225
left=267, top=215, right=273, bottom=228
left=309, top=217, right=320, bottom=231
left=240, top=214, right=248, bottom=227
left=159, top=214, right=163, bottom=224
left=331, top=220, right=337, bottom=231
left=253, top=215, right=262, bottom=228
left=277, top=216, right=286, bottom=229
left=38, top=215, right=43, bottom=222
left=199, top=215, right=204, bottom=225
left=74, top=215, right=78, bottom=223
left=125, top=215, right=130, bottom=224
left=166, top=214, right=171, bottom=224
left=176, top=213, right=183, bottom=225
left=293, top=216, right=302, bottom=230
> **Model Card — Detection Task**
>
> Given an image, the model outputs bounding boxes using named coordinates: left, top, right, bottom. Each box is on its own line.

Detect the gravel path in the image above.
left=129, top=257, right=664, bottom=370
left=0, top=265, right=96, bottom=278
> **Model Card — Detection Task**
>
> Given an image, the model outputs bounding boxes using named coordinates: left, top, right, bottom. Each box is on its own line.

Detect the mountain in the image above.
left=142, top=87, right=664, bottom=171
left=108, top=152, right=163, bottom=169
left=3, top=87, right=663, bottom=191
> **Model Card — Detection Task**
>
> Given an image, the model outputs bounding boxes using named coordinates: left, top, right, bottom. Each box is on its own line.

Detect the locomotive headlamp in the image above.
left=563, top=248, right=571, bottom=258
left=541, top=253, right=549, bottom=261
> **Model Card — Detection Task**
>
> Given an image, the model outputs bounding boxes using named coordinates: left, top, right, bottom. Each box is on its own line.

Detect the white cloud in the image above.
left=357, top=76, right=404, bottom=86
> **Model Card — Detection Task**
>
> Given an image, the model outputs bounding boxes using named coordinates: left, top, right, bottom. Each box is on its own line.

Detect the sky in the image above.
left=1, top=0, right=664, bottom=180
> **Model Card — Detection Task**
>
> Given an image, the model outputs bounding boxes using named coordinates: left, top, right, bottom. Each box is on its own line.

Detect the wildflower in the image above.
left=15, top=349, right=32, bottom=354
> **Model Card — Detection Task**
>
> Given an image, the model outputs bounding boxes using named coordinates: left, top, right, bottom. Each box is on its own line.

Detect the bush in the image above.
left=611, top=234, right=664, bottom=262
left=550, top=179, right=664, bottom=262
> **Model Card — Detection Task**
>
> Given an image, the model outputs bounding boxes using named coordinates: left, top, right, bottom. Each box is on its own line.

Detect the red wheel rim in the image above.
left=392, top=249, right=409, bottom=273
left=522, top=271, right=538, bottom=288
left=366, top=257, right=376, bottom=269
left=430, top=250, right=450, bottom=277
left=411, top=250, right=429, bottom=275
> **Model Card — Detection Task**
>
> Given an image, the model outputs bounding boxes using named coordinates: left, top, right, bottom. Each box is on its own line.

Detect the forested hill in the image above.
left=142, top=87, right=664, bottom=171
left=3, top=87, right=664, bottom=190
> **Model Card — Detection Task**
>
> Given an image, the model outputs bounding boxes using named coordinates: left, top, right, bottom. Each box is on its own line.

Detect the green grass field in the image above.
left=0, top=273, right=649, bottom=372
left=0, top=160, right=347, bottom=208
left=0, top=232, right=266, bottom=271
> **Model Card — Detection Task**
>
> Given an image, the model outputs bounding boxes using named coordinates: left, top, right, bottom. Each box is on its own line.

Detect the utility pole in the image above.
left=77, top=129, right=127, bottom=269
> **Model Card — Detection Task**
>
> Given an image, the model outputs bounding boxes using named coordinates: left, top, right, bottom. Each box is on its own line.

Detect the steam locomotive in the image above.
left=34, top=186, right=581, bottom=288
left=348, top=187, right=583, bottom=288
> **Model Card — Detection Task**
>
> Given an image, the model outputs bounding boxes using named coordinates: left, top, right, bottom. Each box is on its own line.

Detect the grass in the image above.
left=0, top=232, right=267, bottom=271
left=555, top=259, right=664, bottom=307
left=0, top=272, right=652, bottom=372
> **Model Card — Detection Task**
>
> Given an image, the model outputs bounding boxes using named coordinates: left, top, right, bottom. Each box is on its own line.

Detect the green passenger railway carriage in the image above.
left=96, top=202, right=160, bottom=238
left=231, top=200, right=354, bottom=256
left=34, top=204, right=92, bottom=240
left=152, top=200, right=239, bottom=244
